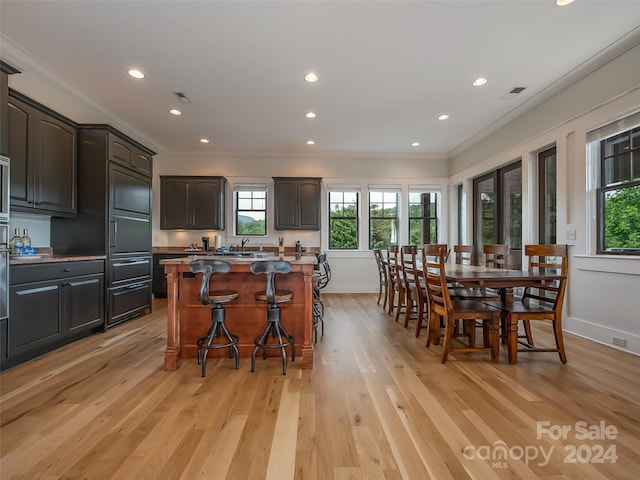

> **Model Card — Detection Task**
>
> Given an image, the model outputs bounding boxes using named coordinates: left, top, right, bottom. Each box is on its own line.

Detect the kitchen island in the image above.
left=161, top=254, right=317, bottom=370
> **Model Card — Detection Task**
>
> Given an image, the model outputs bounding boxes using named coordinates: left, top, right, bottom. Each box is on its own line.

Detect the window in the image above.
left=473, top=161, right=522, bottom=269
left=369, top=191, right=398, bottom=249
left=235, top=188, right=266, bottom=236
left=539, top=147, right=557, bottom=244
left=328, top=191, right=359, bottom=249
left=597, top=126, right=640, bottom=254
left=408, top=191, right=439, bottom=245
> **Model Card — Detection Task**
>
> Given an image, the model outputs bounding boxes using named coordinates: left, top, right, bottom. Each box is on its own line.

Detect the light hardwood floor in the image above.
left=1, top=294, right=639, bottom=479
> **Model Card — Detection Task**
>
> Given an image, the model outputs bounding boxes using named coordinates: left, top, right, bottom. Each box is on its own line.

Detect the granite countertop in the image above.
left=153, top=246, right=321, bottom=255
left=160, top=254, right=317, bottom=266
left=9, top=250, right=107, bottom=265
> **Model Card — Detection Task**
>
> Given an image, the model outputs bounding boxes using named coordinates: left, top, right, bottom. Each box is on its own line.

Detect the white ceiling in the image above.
left=2, top=0, right=640, bottom=157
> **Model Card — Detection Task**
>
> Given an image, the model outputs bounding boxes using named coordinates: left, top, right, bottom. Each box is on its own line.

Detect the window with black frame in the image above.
left=328, top=191, right=359, bottom=250
left=408, top=191, right=439, bottom=245
left=369, top=191, right=398, bottom=249
left=597, top=126, right=640, bottom=254
left=235, top=189, right=267, bottom=236
left=473, top=161, right=522, bottom=270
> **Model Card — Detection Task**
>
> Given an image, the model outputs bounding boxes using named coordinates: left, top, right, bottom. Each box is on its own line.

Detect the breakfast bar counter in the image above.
left=161, top=254, right=317, bottom=370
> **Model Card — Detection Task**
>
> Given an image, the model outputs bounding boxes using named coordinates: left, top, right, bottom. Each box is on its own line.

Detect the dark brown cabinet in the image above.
left=51, top=126, right=154, bottom=328
left=7, top=91, right=77, bottom=216
left=160, top=176, right=226, bottom=230
left=152, top=253, right=189, bottom=298
left=273, top=177, right=321, bottom=230
left=1, top=62, right=20, bottom=156
left=5, top=260, right=104, bottom=369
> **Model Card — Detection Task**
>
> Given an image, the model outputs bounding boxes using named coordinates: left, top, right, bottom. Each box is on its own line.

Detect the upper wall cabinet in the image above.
left=108, top=133, right=152, bottom=177
left=160, top=176, right=226, bottom=230
left=273, top=177, right=321, bottom=230
left=8, top=91, right=77, bottom=217
left=1, top=62, right=20, bottom=156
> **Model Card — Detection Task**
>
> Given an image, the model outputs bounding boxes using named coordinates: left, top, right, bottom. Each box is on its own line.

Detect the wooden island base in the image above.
left=161, top=255, right=317, bottom=370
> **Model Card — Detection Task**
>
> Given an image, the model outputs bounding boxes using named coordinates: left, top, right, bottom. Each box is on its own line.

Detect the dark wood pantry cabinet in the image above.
left=1, top=61, right=20, bottom=156
left=7, top=91, right=77, bottom=217
left=273, top=177, right=321, bottom=230
left=51, top=126, right=155, bottom=328
left=160, top=176, right=226, bottom=230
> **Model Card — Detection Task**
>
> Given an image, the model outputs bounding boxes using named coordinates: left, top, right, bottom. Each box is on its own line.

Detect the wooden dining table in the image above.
left=442, top=264, right=566, bottom=363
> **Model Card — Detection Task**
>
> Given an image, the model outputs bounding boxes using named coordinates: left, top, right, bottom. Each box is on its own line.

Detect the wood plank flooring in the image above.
left=1, top=294, right=639, bottom=479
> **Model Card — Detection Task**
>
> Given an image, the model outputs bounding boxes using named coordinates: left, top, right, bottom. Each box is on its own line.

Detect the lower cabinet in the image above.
left=5, top=260, right=104, bottom=369
left=107, top=280, right=151, bottom=327
left=152, top=254, right=188, bottom=298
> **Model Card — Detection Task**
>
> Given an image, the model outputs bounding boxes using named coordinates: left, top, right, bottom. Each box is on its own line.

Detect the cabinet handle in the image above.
left=64, top=268, right=71, bottom=272
left=111, top=221, right=118, bottom=247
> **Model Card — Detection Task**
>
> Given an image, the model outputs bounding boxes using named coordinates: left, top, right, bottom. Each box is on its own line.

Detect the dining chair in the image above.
left=421, top=244, right=500, bottom=363
left=454, top=245, right=475, bottom=266
left=483, top=244, right=569, bottom=364
left=483, top=244, right=509, bottom=269
left=393, top=245, right=416, bottom=322
left=386, top=245, right=402, bottom=316
left=373, top=248, right=389, bottom=310
left=400, top=245, right=428, bottom=336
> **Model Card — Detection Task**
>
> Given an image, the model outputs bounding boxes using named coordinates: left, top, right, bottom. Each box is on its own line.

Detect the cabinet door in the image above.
left=108, top=134, right=133, bottom=167
left=110, top=165, right=151, bottom=216
left=298, top=179, right=321, bottom=230
left=274, top=179, right=299, bottom=230
left=132, top=147, right=152, bottom=176
left=160, top=177, right=191, bottom=229
left=274, top=178, right=321, bottom=230
left=7, top=98, right=30, bottom=208
left=110, top=213, right=151, bottom=256
left=107, top=280, right=151, bottom=327
left=66, top=274, right=104, bottom=332
left=192, top=179, right=225, bottom=230
left=33, top=110, right=77, bottom=215
left=9, top=281, right=62, bottom=357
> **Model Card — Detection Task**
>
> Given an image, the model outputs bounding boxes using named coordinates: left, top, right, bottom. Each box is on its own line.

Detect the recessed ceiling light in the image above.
left=305, top=112, right=316, bottom=118
left=472, top=77, right=488, bottom=87
left=304, top=72, right=318, bottom=83
left=306, top=140, right=315, bottom=145
left=556, top=0, right=575, bottom=6
left=438, top=114, right=450, bottom=121
left=128, top=69, right=145, bottom=79
left=169, top=109, right=182, bottom=116
left=411, top=142, right=420, bottom=147
left=200, top=138, right=210, bottom=144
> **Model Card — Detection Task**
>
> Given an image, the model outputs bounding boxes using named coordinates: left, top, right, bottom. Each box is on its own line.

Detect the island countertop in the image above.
left=162, top=253, right=316, bottom=371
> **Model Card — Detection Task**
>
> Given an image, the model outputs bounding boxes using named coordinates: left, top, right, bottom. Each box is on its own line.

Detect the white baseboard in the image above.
left=564, top=316, right=640, bottom=356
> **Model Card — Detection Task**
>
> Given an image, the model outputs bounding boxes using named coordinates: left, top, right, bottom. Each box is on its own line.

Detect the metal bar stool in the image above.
left=250, top=260, right=295, bottom=375
left=190, top=259, right=240, bottom=376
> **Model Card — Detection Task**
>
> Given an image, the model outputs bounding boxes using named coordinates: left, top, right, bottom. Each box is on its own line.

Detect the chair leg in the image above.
left=441, top=319, right=455, bottom=363
left=522, top=319, right=534, bottom=345
left=414, top=297, right=425, bottom=337
left=394, top=286, right=405, bottom=322
left=403, top=294, right=414, bottom=328
left=552, top=316, right=567, bottom=364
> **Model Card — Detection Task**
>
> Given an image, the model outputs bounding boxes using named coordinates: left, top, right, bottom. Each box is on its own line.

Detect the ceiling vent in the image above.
left=499, top=86, right=527, bottom=100
left=173, top=91, right=192, bottom=103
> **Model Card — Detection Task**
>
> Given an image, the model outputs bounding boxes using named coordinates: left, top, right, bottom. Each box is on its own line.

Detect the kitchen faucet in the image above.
left=241, top=238, right=250, bottom=251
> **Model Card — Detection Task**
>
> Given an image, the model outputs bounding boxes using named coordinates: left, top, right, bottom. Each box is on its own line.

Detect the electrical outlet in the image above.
left=612, top=336, right=627, bottom=347
left=565, top=229, right=576, bottom=241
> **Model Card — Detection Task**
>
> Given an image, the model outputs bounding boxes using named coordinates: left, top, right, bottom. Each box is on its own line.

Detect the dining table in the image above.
left=442, top=264, right=566, bottom=364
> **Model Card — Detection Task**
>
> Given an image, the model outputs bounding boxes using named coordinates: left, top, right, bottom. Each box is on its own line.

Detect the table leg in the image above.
left=507, top=313, right=518, bottom=364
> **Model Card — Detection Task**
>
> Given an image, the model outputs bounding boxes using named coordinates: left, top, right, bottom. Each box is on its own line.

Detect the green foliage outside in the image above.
left=369, top=203, right=397, bottom=249
left=237, top=214, right=265, bottom=235
left=604, top=185, right=640, bottom=249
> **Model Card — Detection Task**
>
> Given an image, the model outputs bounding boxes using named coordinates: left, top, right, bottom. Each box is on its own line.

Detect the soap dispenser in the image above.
left=295, top=241, right=302, bottom=253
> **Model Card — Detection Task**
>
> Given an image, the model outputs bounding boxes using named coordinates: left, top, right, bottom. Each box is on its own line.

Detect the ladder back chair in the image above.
left=483, top=244, right=569, bottom=364
left=400, top=245, right=427, bottom=337
left=422, top=244, right=500, bottom=363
